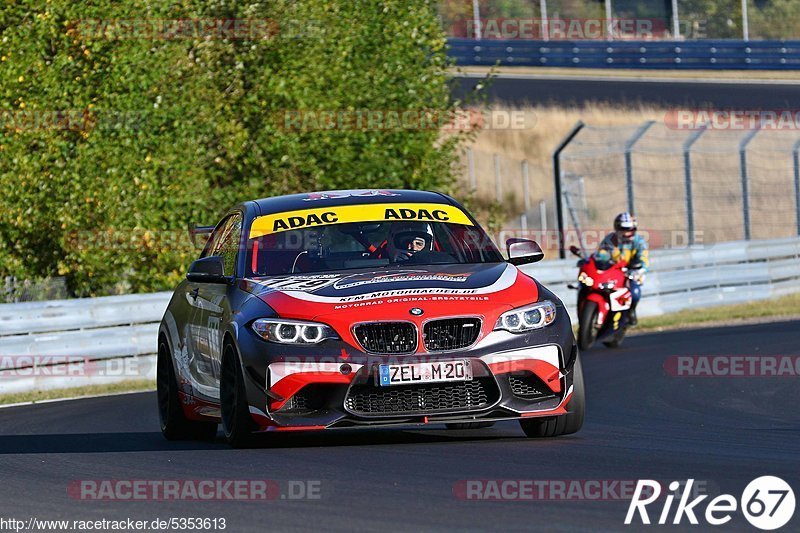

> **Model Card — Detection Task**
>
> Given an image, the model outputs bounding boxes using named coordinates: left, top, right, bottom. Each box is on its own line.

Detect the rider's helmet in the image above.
left=613, top=212, right=638, bottom=244
left=386, top=222, right=434, bottom=261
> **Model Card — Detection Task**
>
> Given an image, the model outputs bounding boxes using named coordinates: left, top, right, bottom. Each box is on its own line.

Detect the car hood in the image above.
left=242, top=263, right=540, bottom=344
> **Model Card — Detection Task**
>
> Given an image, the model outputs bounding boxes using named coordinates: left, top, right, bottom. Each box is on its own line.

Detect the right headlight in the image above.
left=494, top=300, right=557, bottom=333
left=251, top=318, right=338, bottom=345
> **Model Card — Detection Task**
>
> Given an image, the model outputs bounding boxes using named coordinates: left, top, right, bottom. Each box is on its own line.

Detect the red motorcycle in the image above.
left=568, top=246, right=633, bottom=350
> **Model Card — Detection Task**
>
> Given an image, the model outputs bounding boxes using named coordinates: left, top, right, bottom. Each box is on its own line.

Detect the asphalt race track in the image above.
left=451, top=73, right=800, bottom=108
left=0, top=320, right=798, bottom=532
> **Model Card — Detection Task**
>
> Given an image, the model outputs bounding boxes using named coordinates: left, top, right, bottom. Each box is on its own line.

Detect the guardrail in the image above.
left=521, top=237, right=800, bottom=320
left=0, top=292, right=171, bottom=395
left=1, top=237, right=798, bottom=394
left=448, top=39, right=800, bottom=69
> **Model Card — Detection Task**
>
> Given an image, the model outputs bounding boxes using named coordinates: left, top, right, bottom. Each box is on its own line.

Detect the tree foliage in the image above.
left=0, top=0, right=464, bottom=296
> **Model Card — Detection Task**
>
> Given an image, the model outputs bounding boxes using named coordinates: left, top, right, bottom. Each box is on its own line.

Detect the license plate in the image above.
left=377, top=360, right=473, bottom=387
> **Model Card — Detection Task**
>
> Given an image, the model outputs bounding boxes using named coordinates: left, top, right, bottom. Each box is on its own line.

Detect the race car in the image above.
left=157, top=189, right=584, bottom=446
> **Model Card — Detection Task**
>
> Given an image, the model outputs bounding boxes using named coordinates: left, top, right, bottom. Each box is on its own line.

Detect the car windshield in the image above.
left=245, top=204, right=503, bottom=276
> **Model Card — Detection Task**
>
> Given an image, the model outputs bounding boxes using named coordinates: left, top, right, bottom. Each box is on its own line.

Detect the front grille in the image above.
left=354, top=322, right=417, bottom=354
left=423, top=318, right=481, bottom=351
left=508, top=373, right=555, bottom=400
left=344, top=378, right=496, bottom=416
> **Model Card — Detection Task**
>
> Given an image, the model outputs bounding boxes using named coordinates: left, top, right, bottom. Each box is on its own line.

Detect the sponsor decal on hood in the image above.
left=249, top=263, right=517, bottom=304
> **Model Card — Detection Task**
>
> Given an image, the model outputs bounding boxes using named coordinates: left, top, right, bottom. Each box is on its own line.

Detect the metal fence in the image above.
left=463, top=146, right=554, bottom=234
left=441, top=0, right=800, bottom=41
left=553, top=120, right=800, bottom=257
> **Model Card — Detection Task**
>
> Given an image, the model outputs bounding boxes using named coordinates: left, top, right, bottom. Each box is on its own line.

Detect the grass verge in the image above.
left=635, top=292, right=800, bottom=332
left=0, top=379, right=154, bottom=406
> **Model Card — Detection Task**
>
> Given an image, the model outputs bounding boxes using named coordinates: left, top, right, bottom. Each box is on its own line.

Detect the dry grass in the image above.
left=456, top=103, right=664, bottom=234
left=0, top=379, right=154, bottom=406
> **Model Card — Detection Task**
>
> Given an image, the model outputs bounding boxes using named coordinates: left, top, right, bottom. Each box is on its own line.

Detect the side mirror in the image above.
left=506, top=238, right=544, bottom=266
left=186, top=256, right=228, bottom=283
left=569, top=245, right=583, bottom=258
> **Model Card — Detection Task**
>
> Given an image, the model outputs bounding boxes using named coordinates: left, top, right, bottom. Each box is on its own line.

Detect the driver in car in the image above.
left=386, top=222, right=435, bottom=262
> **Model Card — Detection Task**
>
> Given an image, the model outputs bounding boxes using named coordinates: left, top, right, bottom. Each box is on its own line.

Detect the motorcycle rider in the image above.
left=596, top=212, right=649, bottom=325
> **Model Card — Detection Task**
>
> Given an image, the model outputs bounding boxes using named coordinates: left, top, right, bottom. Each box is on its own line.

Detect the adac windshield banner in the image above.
left=249, top=203, right=473, bottom=239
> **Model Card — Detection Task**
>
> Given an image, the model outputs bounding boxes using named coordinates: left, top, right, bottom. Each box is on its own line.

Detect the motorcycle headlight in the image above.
left=494, top=301, right=557, bottom=333
left=598, top=280, right=617, bottom=290
left=252, top=319, right=338, bottom=345
left=578, top=272, right=594, bottom=287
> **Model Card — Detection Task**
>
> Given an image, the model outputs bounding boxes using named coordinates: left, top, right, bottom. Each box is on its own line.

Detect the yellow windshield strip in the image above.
left=249, top=203, right=473, bottom=239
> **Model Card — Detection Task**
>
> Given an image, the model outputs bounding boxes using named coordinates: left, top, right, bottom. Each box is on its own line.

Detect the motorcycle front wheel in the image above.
left=577, top=300, right=599, bottom=351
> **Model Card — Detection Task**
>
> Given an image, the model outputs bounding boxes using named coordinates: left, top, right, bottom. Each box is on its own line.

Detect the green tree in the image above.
left=0, top=0, right=466, bottom=296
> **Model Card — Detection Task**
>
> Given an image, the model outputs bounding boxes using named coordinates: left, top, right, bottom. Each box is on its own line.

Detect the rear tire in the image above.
left=445, top=422, right=496, bottom=430
left=519, top=353, right=585, bottom=438
left=157, top=341, right=218, bottom=441
left=577, top=301, right=599, bottom=351
left=220, top=342, right=257, bottom=448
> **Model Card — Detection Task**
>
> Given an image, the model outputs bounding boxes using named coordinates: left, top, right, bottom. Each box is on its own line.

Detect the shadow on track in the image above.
left=0, top=426, right=560, bottom=454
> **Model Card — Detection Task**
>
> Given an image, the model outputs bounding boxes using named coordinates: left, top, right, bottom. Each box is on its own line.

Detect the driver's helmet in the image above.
left=613, top=212, right=638, bottom=244
left=386, top=222, right=434, bottom=259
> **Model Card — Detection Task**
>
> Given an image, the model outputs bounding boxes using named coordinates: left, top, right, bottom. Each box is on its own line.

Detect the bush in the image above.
left=0, top=0, right=464, bottom=296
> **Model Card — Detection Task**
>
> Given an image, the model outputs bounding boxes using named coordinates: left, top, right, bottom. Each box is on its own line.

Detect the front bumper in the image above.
left=238, top=314, right=578, bottom=432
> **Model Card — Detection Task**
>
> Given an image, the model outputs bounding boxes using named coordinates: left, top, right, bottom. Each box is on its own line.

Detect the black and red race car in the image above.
left=157, top=189, right=584, bottom=446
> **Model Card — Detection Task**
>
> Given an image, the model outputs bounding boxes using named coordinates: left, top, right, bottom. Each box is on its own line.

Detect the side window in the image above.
left=204, top=213, right=243, bottom=277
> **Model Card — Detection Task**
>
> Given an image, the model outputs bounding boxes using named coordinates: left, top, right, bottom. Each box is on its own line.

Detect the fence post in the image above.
left=539, top=199, right=547, bottom=233
left=793, top=138, right=800, bottom=236
left=739, top=124, right=761, bottom=241
left=552, top=121, right=585, bottom=259
left=539, top=0, right=549, bottom=41
left=471, top=0, right=481, bottom=40
left=605, top=0, right=614, bottom=40
left=467, top=147, right=476, bottom=192
left=493, top=154, right=502, bottom=202
left=522, top=159, right=530, bottom=213
left=671, top=0, right=680, bottom=38
left=682, top=124, right=708, bottom=246
left=624, top=121, right=656, bottom=216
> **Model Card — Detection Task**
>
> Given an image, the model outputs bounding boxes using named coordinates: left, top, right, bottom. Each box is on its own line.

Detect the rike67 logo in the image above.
left=626, top=477, right=795, bottom=530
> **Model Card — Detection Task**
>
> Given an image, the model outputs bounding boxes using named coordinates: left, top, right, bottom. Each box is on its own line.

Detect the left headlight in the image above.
left=494, top=301, right=557, bottom=333
left=251, top=319, right=338, bottom=345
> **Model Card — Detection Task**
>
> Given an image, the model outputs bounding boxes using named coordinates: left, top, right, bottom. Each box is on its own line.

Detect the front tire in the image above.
left=519, top=352, right=585, bottom=438
left=220, top=342, right=257, bottom=448
left=157, top=341, right=217, bottom=441
left=577, top=301, right=599, bottom=351
left=603, top=328, right=626, bottom=348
